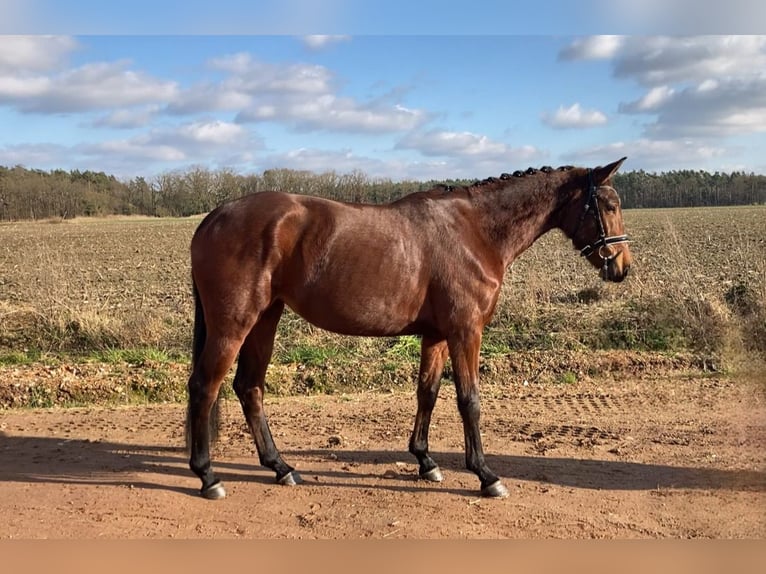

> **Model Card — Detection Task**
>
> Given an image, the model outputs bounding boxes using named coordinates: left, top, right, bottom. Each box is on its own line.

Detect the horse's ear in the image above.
left=593, top=157, right=627, bottom=184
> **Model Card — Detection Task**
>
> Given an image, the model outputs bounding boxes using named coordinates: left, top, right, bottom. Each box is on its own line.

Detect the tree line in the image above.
left=1, top=164, right=764, bottom=221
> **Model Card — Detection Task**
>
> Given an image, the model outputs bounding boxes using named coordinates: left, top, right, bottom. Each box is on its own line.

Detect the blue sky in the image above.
left=2, top=2, right=765, bottom=180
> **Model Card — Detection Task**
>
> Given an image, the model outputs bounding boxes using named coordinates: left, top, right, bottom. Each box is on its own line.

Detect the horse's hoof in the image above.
left=481, top=480, right=509, bottom=498
left=278, top=471, right=303, bottom=486
left=200, top=481, right=226, bottom=500
left=419, top=467, right=444, bottom=483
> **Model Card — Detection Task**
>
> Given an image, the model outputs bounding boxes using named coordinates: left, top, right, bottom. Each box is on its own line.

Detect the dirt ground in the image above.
left=0, top=371, right=764, bottom=539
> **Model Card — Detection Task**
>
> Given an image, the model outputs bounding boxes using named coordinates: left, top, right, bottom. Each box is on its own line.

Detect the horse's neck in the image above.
left=474, top=174, right=572, bottom=268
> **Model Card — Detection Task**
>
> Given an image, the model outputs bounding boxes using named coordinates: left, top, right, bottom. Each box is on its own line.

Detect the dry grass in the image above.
left=0, top=216, right=195, bottom=355
left=1, top=207, right=764, bottom=375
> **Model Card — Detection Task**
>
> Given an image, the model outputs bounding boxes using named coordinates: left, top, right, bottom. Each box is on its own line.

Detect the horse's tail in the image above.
left=185, top=277, right=220, bottom=452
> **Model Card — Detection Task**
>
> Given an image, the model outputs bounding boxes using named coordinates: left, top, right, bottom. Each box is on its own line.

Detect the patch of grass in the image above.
left=599, top=311, right=665, bottom=351
left=494, top=309, right=580, bottom=351
left=481, top=337, right=512, bottom=358
left=40, top=313, right=121, bottom=352
left=144, top=367, right=171, bottom=382
left=723, top=277, right=766, bottom=356
left=26, top=384, right=56, bottom=408
left=297, top=370, right=333, bottom=394
left=724, top=280, right=758, bottom=315
left=599, top=298, right=712, bottom=353
left=279, top=344, right=345, bottom=367
left=381, top=361, right=400, bottom=373
left=558, top=371, right=578, bottom=385
left=0, top=349, right=42, bottom=366
left=385, top=336, right=421, bottom=361
left=92, top=347, right=177, bottom=365
left=127, top=374, right=185, bottom=404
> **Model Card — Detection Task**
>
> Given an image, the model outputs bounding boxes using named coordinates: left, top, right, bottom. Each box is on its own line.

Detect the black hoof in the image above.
left=419, top=466, right=444, bottom=483
left=278, top=471, right=303, bottom=486
left=481, top=480, right=509, bottom=498
left=200, top=481, right=226, bottom=500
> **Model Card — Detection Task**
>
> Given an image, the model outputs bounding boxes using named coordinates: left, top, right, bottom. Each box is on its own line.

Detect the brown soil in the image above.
left=1, top=371, right=764, bottom=539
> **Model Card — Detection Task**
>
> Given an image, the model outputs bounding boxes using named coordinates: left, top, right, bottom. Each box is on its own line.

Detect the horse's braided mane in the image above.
left=432, top=165, right=576, bottom=194
left=469, top=165, right=575, bottom=189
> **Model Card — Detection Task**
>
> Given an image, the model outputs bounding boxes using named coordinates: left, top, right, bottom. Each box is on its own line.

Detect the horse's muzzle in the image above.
left=601, top=253, right=630, bottom=283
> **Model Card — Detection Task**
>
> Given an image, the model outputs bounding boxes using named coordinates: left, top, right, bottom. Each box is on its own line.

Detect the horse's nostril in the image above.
left=611, top=264, right=629, bottom=283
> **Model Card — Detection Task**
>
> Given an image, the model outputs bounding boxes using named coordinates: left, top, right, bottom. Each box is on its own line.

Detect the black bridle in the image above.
left=577, top=169, right=629, bottom=271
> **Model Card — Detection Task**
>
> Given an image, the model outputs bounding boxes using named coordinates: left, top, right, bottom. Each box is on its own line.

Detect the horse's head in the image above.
left=567, top=157, right=633, bottom=282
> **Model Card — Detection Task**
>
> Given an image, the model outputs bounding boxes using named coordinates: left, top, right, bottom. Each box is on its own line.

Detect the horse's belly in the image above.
left=284, top=285, right=425, bottom=337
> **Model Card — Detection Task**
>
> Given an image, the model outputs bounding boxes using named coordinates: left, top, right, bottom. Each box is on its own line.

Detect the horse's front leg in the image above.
left=408, top=337, right=449, bottom=481
left=448, top=329, right=509, bottom=498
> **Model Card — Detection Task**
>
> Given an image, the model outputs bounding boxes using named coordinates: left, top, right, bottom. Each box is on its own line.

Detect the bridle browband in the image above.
left=577, top=169, right=629, bottom=268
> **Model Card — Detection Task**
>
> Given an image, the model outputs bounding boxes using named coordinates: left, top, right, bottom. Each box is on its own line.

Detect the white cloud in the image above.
left=621, top=77, right=766, bottom=137
left=0, top=75, right=50, bottom=98
left=301, top=35, right=351, bottom=50
left=564, top=138, right=727, bottom=171
left=261, top=147, right=393, bottom=177
left=165, top=81, right=252, bottom=115
left=562, top=35, right=766, bottom=141
left=78, top=120, right=259, bottom=171
left=395, top=129, right=547, bottom=178
left=619, top=86, right=675, bottom=113
left=559, top=35, right=624, bottom=60
left=0, top=41, right=427, bottom=141
left=238, top=95, right=426, bottom=133
left=85, top=139, right=186, bottom=162
left=0, top=142, right=67, bottom=167
left=206, top=52, right=252, bottom=75
left=131, top=120, right=249, bottom=153
left=0, top=35, right=78, bottom=72
left=0, top=60, right=178, bottom=113
left=170, top=54, right=426, bottom=134
left=542, top=103, right=608, bottom=129
left=647, top=78, right=766, bottom=137
left=91, top=105, right=161, bottom=129
left=260, top=147, right=513, bottom=182
left=397, top=129, right=541, bottom=161
left=174, top=120, right=247, bottom=145
left=612, top=36, right=766, bottom=86
left=207, top=54, right=333, bottom=94
left=561, top=35, right=766, bottom=85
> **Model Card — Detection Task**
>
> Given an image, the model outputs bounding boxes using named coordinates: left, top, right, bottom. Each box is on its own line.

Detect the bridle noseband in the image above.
left=577, top=169, right=629, bottom=271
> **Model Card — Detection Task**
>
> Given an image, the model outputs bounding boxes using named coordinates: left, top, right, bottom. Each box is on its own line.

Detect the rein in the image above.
left=577, top=169, right=629, bottom=269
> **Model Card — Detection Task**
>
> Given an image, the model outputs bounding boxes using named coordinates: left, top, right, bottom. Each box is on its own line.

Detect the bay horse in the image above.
left=186, top=157, right=632, bottom=500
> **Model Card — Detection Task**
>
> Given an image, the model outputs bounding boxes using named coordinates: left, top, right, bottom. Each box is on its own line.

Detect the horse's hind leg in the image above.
left=188, top=333, right=245, bottom=500
left=408, top=337, right=449, bottom=482
left=233, top=301, right=301, bottom=486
